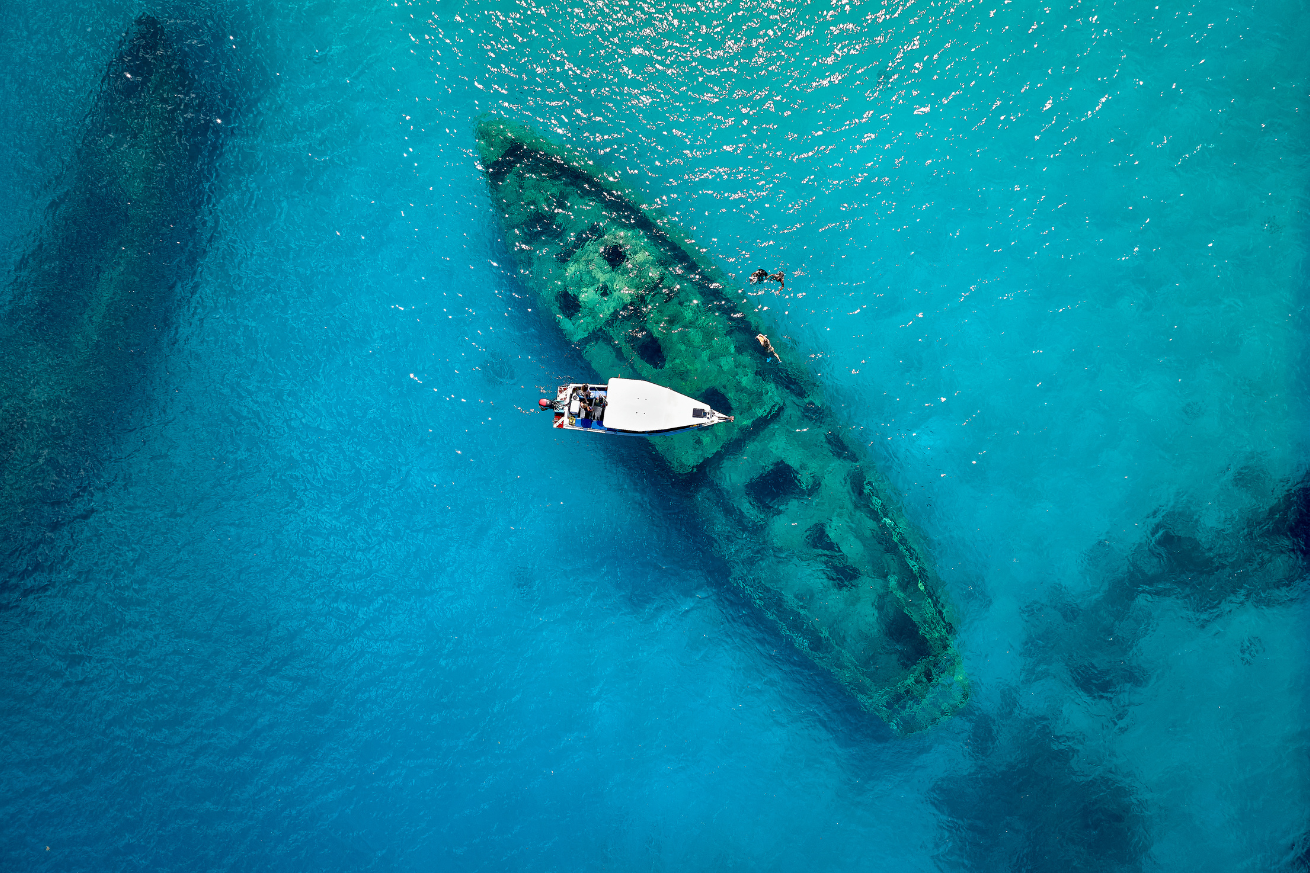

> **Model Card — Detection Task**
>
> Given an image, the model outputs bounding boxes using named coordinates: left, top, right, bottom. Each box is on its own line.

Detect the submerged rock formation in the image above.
left=931, top=707, right=1148, bottom=873
left=476, top=116, right=969, bottom=733
left=0, top=16, right=219, bottom=546
left=1080, top=470, right=1310, bottom=625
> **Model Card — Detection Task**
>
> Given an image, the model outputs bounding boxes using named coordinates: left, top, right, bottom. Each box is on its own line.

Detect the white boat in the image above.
left=538, top=378, right=734, bottom=435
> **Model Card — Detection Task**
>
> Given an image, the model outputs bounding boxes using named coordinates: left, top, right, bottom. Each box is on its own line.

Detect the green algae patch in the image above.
left=477, top=114, right=969, bottom=733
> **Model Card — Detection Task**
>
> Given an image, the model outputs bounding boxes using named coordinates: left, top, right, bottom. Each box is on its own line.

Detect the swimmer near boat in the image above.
left=480, top=115, right=969, bottom=733
left=539, top=378, right=734, bottom=434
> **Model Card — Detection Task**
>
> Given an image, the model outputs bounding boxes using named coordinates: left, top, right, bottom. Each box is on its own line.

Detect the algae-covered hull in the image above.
left=476, top=117, right=968, bottom=733
left=0, top=16, right=219, bottom=544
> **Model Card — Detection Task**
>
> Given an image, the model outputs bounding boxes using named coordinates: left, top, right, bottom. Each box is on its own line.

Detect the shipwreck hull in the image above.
left=0, top=16, right=218, bottom=544
left=477, top=117, right=969, bottom=733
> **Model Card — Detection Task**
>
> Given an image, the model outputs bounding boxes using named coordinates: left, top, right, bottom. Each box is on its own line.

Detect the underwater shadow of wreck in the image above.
left=931, top=473, right=1310, bottom=873
left=0, top=15, right=221, bottom=558
left=1108, top=471, right=1310, bottom=620
left=932, top=706, right=1148, bottom=873
left=1014, top=470, right=1310, bottom=711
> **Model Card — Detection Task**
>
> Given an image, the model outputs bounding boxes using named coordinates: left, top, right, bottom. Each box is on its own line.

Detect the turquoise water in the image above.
left=1, top=0, right=1307, bottom=869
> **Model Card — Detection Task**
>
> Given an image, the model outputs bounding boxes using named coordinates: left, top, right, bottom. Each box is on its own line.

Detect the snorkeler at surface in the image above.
left=749, top=268, right=768, bottom=284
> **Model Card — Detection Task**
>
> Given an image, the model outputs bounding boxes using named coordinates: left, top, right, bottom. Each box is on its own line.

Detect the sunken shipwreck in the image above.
left=476, top=116, right=969, bottom=734
left=0, top=15, right=219, bottom=548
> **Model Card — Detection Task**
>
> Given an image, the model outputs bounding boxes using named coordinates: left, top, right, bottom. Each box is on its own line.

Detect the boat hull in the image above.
left=551, top=379, right=732, bottom=435
left=478, top=116, right=968, bottom=733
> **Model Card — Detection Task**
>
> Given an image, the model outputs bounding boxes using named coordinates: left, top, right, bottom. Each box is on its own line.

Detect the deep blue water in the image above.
left=1, top=0, right=1308, bottom=869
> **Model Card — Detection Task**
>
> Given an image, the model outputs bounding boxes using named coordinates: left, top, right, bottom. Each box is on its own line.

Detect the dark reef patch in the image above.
left=848, top=466, right=867, bottom=500
left=825, top=430, right=858, bottom=462
left=601, top=244, right=627, bottom=268
left=1114, top=474, right=1310, bottom=612
left=557, top=222, right=603, bottom=263
left=556, top=289, right=582, bottom=318
left=1290, top=825, right=1310, bottom=872
left=933, top=712, right=1147, bottom=873
left=805, top=523, right=839, bottom=553
left=1270, top=474, right=1310, bottom=558
left=631, top=331, right=666, bottom=369
left=746, top=462, right=806, bottom=508
left=699, top=386, right=732, bottom=415
left=884, top=610, right=931, bottom=665
left=824, top=559, right=862, bottom=589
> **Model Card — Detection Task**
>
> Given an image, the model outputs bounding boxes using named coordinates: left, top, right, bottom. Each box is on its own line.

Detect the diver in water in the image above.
left=749, top=268, right=768, bottom=284
left=756, top=333, right=778, bottom=361
left=767, top=271, right=785, bottom=289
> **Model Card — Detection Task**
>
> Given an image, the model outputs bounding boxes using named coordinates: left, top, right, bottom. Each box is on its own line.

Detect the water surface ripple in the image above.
left=0, top=0, right=1306, bottom=870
